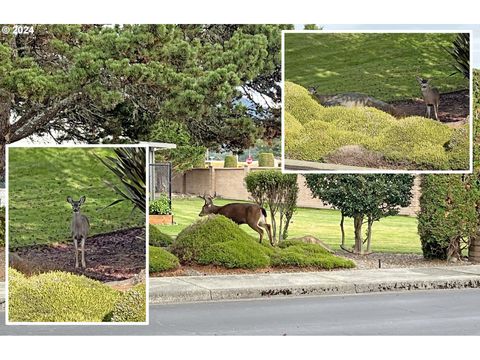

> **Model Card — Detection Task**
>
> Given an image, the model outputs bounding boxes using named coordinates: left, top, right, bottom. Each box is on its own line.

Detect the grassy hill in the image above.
left=8, top=147, right=145, bottom=247
left=284, top=32, right=469, bottom=102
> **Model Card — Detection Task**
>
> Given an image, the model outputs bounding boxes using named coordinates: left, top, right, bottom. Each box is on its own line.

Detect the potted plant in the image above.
left=149, top=193, right=173, bottom=225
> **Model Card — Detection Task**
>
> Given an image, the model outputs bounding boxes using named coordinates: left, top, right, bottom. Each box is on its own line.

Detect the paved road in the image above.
left=1, top=289, right=480, bottom=335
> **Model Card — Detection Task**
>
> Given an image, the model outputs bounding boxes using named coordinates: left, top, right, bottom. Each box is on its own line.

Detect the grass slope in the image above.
left=9, top=148, right=145, bottom=248
left=158, top=197, right=421, bottom=254
left=285, top=32, right=468, bottom=101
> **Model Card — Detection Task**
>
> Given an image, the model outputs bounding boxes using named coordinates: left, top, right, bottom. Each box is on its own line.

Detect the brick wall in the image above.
left=172, top=167, right=421, bottom=217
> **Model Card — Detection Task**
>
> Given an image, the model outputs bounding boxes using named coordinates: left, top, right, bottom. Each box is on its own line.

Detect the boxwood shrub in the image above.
left=8, top=269, right=120, bottom=322
left=149, top=225, right=173, bottom=247
left=258, top=153, right=275, bottom=167
left=224, top=155, right=238, bottom=168
left=110, top=283, right=146, bottom=322
left=149, top=246, right=180, bottom=272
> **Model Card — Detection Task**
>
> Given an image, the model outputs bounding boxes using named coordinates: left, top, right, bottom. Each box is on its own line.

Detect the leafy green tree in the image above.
left=303, top=24, right=322, bottom=30
left=0, top=24, right=287, bottom=175
left=305, top=174, right=414, bottom=254
left=245, top=170, right=298, bottom=243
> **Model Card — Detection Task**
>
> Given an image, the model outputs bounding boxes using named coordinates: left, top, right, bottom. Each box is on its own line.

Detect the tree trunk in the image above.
left=366, top=216, right=374, bottom=253
left=353, top=214, right=364, bottom=254
left=340, top=212, right=345, bottom=247
left=0, top=89, right=13, bottom=179
left=269, top=208, right=277, bottom=245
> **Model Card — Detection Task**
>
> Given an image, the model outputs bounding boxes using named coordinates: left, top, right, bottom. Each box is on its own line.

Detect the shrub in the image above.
left=149, top=225, right=173, bottom=247
left=110, top=283, right=146, bottom=322
left=272, top=240, right=355, bottom=269
left=149, top=246, right=180, bottom=272
left=170, top=215, right=272, bottom=268
left=0, top=207, right=4, bottom=246
left=245, top=170, right=299, bottom=242
left=258, top=153, right=275, bottom=167
left=8, top=269, right=120, bottom=322
left=284, top=81, right=324, bottom=124
left=418, top=175, right=478, bottom=259
left=224, top=155, right=238, bottom=168
left=149, top=193, right=171, bottom=215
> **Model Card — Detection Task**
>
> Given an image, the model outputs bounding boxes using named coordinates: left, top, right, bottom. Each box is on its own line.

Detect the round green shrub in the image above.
left=110, top=283, right=146, bottom=322
left=418, top=175, right=478, bottom=259
left=149, top=246, right=180, bottom=272
left=285, top=81, right=324, bottom=124
left=170, top=215, right=271, bottom=268
left=224, top=155, right=238, bottom=168
left=149, top=225, right=173, bottom=247
left=149, top=193, right=171, bottom=215
left=272, top=240, right=355, bottom=269
left=8, top=269, right=120, bottom=322
left=258, top=153, right=275, bottom=167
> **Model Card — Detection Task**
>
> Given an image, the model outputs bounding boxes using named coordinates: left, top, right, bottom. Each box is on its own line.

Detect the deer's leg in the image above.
left=434, top=103, right=439, bottom=121
left=74, top=238, right=79, bottom=268
left=259, top=221, right=274, bottom=246
left=248, top=220, right=264, bottom=243
left=81, top=237, right=86, bottom=268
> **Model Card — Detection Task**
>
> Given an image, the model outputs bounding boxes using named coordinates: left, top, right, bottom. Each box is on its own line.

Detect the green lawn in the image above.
left=8, top=147, right=145, bottom=248
left=157, top=197, right=421, bottom=254
left=285, top=32, right=468, bottom=102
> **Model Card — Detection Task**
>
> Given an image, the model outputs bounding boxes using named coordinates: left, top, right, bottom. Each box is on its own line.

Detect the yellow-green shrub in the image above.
left=224, top=155, right=238, bottom=168
left=149, top=246, right=180, bottom=272
left=284, top=81, right=324, bottom=124
left=110, top=283, right=146, bottom=323
left=8, top=269, right=120, bottom=322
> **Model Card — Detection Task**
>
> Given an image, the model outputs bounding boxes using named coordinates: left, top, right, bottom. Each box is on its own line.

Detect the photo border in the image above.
left=4, top=143, right=150, bottom=326
left=281, top=29, right=474, bottom=174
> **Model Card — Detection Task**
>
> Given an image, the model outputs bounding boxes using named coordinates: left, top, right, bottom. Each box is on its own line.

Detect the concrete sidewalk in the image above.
left=149, top=265, right=480, bottom=304
left=2, top=265, right=480, bottom=305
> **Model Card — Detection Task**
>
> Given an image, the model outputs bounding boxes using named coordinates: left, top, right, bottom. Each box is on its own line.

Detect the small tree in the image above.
left=305, top=174, right=414, bottom=254
left=245, top=170, right=298, bottom=243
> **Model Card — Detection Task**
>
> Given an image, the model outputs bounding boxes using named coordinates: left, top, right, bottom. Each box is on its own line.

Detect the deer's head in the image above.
left=198, top=194, right=215, bottom=216
left=416, top=76, right=430, bottom=90
left=67, top=196, right=86, bottom=213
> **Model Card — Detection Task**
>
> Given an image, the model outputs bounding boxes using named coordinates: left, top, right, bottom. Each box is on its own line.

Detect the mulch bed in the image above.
left=10, top=227, right=145, bottom=282
left=390, top=90, right=469, bottom=125
left=152, top=251, right=474, bottom=277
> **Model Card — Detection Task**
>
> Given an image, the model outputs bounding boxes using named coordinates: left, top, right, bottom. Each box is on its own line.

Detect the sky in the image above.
left=295, top=24, right=480, bottom=68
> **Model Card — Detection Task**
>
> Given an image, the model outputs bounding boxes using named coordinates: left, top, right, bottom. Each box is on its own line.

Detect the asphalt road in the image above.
left=1, top=289, right=480, bottom=335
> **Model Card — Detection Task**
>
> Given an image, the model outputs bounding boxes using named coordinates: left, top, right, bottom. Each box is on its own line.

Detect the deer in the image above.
left=198, top=194, right=274, bottom=246
left=67, top=196, right=90, bottom=268
left=416, top=76, right=440, bottom=121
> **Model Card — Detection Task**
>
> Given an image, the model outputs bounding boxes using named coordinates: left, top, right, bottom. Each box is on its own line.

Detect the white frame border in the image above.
left=281, top=29, right=474, bottom=175
left=4, top=143, right=150, bottom=326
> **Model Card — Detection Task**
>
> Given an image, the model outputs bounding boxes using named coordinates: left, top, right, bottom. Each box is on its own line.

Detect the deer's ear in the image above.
left=79, top=196, right=86, bottom=204
left=67, top=196, right=73, bottom=204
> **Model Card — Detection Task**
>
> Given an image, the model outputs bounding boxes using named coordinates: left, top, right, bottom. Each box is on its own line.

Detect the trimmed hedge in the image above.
left=258, top=153, right=275, bottom=167
left=110, top=283, right=146, bottom=322
left=149, top=246, right=180, bottom=272
left=8, top=269, right=120, bottom=322
left=170, top=215, right=354, bottom=270
left=224, top=155, right=238, bottom=168
left=284, top=81, right=469, bottom=170
left=149, top=225, right=173, bottom=247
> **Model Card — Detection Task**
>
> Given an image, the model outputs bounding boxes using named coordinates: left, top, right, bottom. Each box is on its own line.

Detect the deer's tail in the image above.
left=261, top=208, right=267, bottom=218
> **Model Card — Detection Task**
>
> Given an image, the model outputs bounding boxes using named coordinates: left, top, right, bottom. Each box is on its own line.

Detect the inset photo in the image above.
left=6, top=146, right=147, bottom=324
left=282, top=31, right=472, bottom=172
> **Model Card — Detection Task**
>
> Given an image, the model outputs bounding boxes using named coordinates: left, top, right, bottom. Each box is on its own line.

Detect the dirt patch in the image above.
left=10, top=227, right=145, bottom=282
left=152, top=251, right=474, bottom=277
left=391, top=90, right=469, bottom=126
left=324, top=145, right=404, bottom=169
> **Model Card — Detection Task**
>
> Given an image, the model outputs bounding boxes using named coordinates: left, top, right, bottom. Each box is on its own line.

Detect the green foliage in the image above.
left=258, top=153, right=275, bottom=167
left=8, top=269, right=120, bottom=322
left=96, top=147, right=146, bottom=214
left=0, top=207, right=4, bottom=246
left=245, top=170, right=299, bottom=241
left=149, top=194, right=171, bottom=215
left=284, top=81, right=469, bottom=170
left=285, top=32, right=469, bottom=101
left=149, top=225, right=173, bottom=247
left=149, top=246, right=180, bottom=272
left=224, top=155, right=238, bottom=168
left=445, top=33, right=470, bottom=79
left=110, top=284, right=146, bottom=322
left=272, top=240, right=355, bottom=268
left=303, top=24, right=322, bottom=30
left=418, top=175, right=478, bottom=259
left=8, top=148, right=144, bottom=247
left=305, top=174, right=414, bottom=254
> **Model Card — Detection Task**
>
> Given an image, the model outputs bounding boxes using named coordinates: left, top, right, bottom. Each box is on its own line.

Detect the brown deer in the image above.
left=67, top=196, right=90, bottom=268
left=198, top=195, right=274, bottom=245
left=416, top=76, right=440, bottom=120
